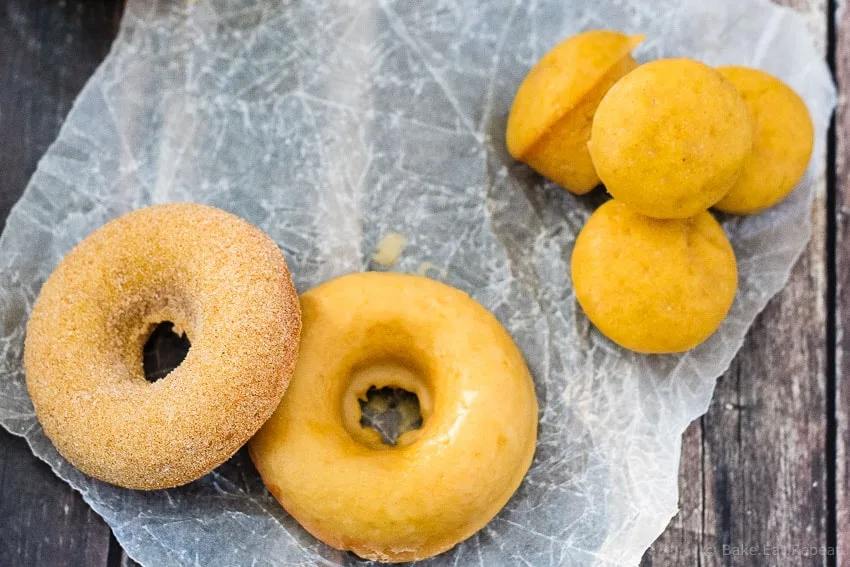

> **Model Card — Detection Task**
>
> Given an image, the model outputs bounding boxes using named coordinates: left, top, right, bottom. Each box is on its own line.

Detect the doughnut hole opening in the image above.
left=142, top=322, right=191, bottom=383
left=359, top=385, right=422, bottom=446
left=342, top=358, right=433, bottom=450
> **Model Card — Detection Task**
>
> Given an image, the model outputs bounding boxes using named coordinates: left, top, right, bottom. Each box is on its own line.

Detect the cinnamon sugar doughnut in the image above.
left=24, top=203, right=301, bottom=490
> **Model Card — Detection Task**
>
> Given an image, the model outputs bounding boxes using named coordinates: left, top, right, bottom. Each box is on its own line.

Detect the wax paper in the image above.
left=0, top=0, right=836, bottom=565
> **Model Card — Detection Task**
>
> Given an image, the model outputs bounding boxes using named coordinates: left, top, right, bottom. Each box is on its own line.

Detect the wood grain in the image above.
left=0, top=1, right=122, bottom=566
left=641, top=0, right=833, bottom=565
left=0, top=438, right=111, bottom=566
left=834, top=0, right=850, bottom=564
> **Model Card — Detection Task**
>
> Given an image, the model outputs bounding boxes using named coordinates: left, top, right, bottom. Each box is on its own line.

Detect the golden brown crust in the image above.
left=24, top=203, right=301, bottom=490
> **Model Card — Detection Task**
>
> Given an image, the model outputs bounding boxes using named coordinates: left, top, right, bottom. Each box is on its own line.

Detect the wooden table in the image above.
left=0, top=0, right=845, bottom=565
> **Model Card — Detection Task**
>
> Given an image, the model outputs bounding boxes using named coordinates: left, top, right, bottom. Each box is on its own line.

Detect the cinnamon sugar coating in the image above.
left=24, top=203, right=301, bottom=490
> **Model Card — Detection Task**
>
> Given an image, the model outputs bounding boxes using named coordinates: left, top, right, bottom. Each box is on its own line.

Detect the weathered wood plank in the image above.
left=0, top=436, right=111, bottom=566
left=0, top=0, right=122, bottom=565
left=642, top=0, right=832, bottom=565
left=834, top=0, right=850, bottom=564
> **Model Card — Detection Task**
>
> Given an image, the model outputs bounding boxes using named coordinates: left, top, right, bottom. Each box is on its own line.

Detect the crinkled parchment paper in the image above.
left=0, top=0, right=835, bottom=565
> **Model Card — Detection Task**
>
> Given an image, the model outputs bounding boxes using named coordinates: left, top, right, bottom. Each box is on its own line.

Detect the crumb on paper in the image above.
left=372, top=232, right=407, bottom=267
left=417, top=261, right=447, bottom=279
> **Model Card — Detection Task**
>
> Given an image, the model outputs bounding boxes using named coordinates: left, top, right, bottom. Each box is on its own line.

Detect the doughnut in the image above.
left=714, top=66, right=815, bottom=215
left=249, top=272, right=538, bottom=562
left=571, top=200, right=737, bottom=353
left=24, top=203, right=301, bottom=490
left=506, top=30, right=643, bottom=194
left=588, top=58, right=752, bottom=218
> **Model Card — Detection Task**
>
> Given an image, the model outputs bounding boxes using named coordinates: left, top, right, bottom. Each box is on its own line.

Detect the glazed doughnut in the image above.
left=249, top=272, right=538, bottom=562
left=24, top=203, right=301, bottom=490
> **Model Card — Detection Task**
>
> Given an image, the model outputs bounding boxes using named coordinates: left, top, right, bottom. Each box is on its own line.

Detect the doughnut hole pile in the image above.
left=507, top=30, right=815, bottom=354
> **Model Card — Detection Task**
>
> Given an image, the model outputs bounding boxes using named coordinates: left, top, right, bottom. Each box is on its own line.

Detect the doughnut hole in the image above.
left=142, top=322, right=191, bottom=383
left=358, top=386, right=422, bottom=446
left=108, top=293, right=196, bottom=387
left=358, top=385, right=422, bottom=446
left=341, top=355, right=434, bottom=450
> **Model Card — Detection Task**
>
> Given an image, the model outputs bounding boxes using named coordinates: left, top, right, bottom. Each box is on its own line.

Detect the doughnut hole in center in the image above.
left=340, top=333, right=434, bottom=450
left=142, top=321, right=191, bottom=383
